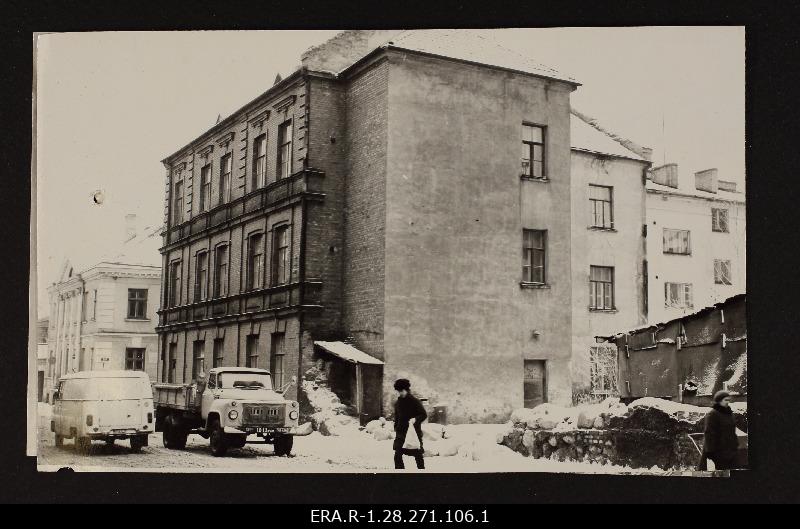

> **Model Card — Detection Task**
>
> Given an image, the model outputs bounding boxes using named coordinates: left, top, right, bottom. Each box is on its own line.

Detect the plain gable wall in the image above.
left=383, top=51, right=575, bottom=421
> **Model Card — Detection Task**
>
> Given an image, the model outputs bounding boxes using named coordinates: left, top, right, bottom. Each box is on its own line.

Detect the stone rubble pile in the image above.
left=300, top=360, right=360, bottom=437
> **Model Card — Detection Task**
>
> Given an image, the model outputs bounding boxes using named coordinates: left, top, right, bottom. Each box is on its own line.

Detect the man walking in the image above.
left=392, top=378, right=427, bottom=469
left=701, top=390, right=739, bottom=471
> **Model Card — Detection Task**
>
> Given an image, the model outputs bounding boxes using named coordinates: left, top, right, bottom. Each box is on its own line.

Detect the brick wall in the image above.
left=340, top=60, right=390, bottom=360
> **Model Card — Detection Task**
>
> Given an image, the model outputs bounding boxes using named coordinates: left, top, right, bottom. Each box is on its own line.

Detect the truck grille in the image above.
left=242, top=404, right=284, bottom=426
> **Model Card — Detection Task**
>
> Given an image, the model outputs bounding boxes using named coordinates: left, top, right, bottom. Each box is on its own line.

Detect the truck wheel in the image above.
left=105, top=438, right=115, bottom=446
left=130, top=435, right=146, bottom=453
left=226, top=434, right=247, bottom=449
left=209, top=420, right=228, bottom=457
left=75, top=436, right=91, bottom=454
left=274, top=434, right=294, bottom=456
left=162, top=418, right=175, bottom=448
left=54, top=434, right=64, bottom=448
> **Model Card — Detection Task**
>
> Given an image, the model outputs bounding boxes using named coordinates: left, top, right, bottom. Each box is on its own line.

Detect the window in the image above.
left=82, top=291, right=90, bottom=322
left=199, top=164, right=212, bottom=212
left=270, top=332, right=286, bottom=388
left=214, top=245, right=229, bottom=297
left=127, top=289, right=148, bottom=319
left=213, top=338, right=224, bottom=368
left=665, top=282, right=693, bottom=308
left=522, top=229, right=546, bottom=284
left=589, top=185, right=614, bottom=229
left=521, top=124, right=545, bottom=178
left=712, top=208, right=729, bottom=233
left=246, top=335, right=260, bottom=368
left=173, top=179, right=184, bottom=224
left=168, top=343, right=177, bottom=383
left=219, top=153, right=232, bottom=204
left=714, top=259, right=732, bottom=285
left=252, top=133, right=267, bottom=189
left=125, top=348, right=145, bottom=371
left=168, top=261, right=181, bottom=307
left=194, top=251, right=208, bottom=301
left=277, top=120, right=293, bottom=179
left=663, top=228, right=691, bottom=255
left=246, top=233, right=264, bottom=290
left=589, top=345, right=619, bottom=396
left=272, top=226, right=290, bottom=285
left=91, top=289, right=97, bottom=320
left=192, top=341, right=205, bottom=380
left=589, top=266, right=615, bottom=310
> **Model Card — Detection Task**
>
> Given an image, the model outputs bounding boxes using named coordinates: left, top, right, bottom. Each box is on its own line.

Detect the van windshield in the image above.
left=217, top=372, right=273, bottom=390
left=84, top=378, right=152, bottom=400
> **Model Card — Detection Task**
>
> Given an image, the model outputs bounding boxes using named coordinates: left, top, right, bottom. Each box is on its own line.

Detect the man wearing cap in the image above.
left=701, top=390, right=739, bottom=470
left=392, top=378, right=427, bottom=469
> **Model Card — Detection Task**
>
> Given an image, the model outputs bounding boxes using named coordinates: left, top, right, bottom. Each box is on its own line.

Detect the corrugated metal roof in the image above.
left=382, top=29, right=579, bottom=85
left=314, top=341, right=385, bottom=365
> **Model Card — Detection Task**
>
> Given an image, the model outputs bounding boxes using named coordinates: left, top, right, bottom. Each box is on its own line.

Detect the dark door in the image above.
left=37, top=371, right=44, bottom=402
left=359, top=364, right=383, bottom=425
left=523, top=360, right=547, bottom=408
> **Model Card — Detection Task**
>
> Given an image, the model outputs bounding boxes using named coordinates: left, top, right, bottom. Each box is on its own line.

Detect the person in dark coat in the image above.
left=392, top=379, right=427, bottom=469
left=701, top=390, right=739, bottom=470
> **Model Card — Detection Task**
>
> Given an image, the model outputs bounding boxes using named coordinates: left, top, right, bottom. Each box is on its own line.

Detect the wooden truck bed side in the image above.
left=153, top=383, right=199, bottom=411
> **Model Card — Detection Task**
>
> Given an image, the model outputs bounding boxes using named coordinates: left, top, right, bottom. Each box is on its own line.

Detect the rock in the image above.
left=577, top=409, right=598, bottom=429
left=593, top=416, right=604, bottom=429
left=373, top=428, right=393, bottom=441
left=437, top=439, right=461, bottom=457
left=423, top=445, right=440, bottom=457
left=318, top=414, right=358, bottom=436
left=421, top=423, right=445, bottom=442
left=607, top=397, right=707, bottom=434
left=562, top=435, right=575, bottom=445
left=383, top=421, right=394, bottom=432
left=548, top=436, right=558, bottom=447
left=365, top=419, right=383, bottom=434
left=522, top=429, right=535, bottom=449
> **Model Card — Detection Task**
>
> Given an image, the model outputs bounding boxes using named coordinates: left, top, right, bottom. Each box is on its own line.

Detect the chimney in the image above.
left=718, top=179, right=737, bottom=193
left=695, top=168, right=718, bottom=193
left=301, top=29, right=406, bottom=73
left=124, top=214, right=137, bottom=242
left=648, top=163, right=679, bottom=188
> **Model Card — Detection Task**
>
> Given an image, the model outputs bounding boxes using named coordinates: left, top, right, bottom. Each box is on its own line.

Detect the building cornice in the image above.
left=646, top=186, right=746, bottom=205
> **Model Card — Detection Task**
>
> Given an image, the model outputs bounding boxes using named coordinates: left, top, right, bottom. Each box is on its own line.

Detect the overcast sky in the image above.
left=35, top=27, right=745, bottom=317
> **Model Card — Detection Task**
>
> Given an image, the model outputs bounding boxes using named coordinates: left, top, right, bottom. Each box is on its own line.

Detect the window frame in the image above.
left=589, top=266, right=615, bottom=310
left=172, top=178, right=184, bottom=225
left=276, top=119, right=293, bottom=180
left=168, top=260, right=182, bottom=308
left=127, top=288, right=148, bottom=320
left=712, top=208, right=730, bottom=233
left=522, top=229, right=547, bottom=285
left=662, top=228, right=692, bottom=255
left=194, top=251, right=209, bottom=302
left=219, top=152, right=232, bottom=204
left=521, top=123, right=546, bottom=179
left=168, top=342, right=177, bottom=383
left=125, top=347, right=145, bottom=371
left=199, top=164, right=212, bottom=212
left=213, top=244, right=229, bottom=298
left=213, top=338, right=224, bottom=368
left=246, top=232, right=265, bottom=291
left=714, top=259, right=733, bottom=285
left=252, top=133, right=267, bottom=190
left=192, top=340, right=205, bottom=381
left=271, top=225, right=290, bottom=286
left=246, top=334, right=260, bottom=369
left=665, top=282, right=694, bottom=308
left=270, top=332, right=286, bottom=388
left=589, top=184, right=614, bottom=229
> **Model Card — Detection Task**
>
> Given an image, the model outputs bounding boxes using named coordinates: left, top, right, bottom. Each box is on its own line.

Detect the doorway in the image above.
left=523, top=360, right=547, bottom=408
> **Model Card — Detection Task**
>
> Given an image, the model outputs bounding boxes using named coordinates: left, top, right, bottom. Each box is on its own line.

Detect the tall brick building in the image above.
left=157, top=30, right=650, bottom=422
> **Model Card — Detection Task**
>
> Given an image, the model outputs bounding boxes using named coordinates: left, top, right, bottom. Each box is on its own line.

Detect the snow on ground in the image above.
left=35, top=405, right=668, bottom=474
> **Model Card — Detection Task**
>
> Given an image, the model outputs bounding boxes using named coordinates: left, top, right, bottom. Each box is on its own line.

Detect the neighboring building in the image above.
left=36, top=318, right=49, bottom=402
left=157, top=29, right=650, bottom=422
left=645, top=164, right=746, bottom=324
left=597, top=293, right=746, bottom=406
left=45, top=221, right=162, bottom=402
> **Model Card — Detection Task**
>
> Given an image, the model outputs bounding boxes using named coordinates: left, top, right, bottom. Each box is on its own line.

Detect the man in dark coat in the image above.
left=392, top=378, right=427, bottom=469
left=701, top=390, right=739, bottom=470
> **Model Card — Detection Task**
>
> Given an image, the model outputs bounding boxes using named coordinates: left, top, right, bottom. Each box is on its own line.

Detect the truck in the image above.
left=153, top=367, right=312, bottom=457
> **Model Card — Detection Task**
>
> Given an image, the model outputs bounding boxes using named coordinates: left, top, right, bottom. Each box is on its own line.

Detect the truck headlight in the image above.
left=289, top=410, right=299, bottom=420
left=228, top=410, right=239, bottom=420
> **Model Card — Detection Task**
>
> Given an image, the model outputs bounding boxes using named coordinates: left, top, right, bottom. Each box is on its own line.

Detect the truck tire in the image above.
left=274, top=434, right=293, bottom=456
left=54, top=434, right=64, bottom=448
left=209, top=419, right=228, bottom=457
left=130, top=435, right=146, bottom=453
left=162, top=417, right=175, bottom=448
left=163, top=416, right=188, bottom=450
left=75, top=436, right=91, bottom=454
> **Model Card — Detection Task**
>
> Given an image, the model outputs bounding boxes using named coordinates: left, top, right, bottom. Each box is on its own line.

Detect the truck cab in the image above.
left=154, top=367, right=310, bottom=457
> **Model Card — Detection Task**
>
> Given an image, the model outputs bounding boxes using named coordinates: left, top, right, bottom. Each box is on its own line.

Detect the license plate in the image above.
left=254, top=427, right=290, bottom=434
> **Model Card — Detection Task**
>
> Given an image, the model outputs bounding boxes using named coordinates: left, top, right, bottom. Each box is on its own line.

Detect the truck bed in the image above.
left=153, top=383, right=200, bottom=411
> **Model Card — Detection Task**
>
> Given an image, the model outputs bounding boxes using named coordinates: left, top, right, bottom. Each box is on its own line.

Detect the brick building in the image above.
left=157, top=30, right=650, bottom=422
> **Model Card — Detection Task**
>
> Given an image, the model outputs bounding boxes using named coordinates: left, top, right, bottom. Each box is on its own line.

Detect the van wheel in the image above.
left=274, top=434, right=294, bottom=457
left=130, top=435, right=146, bottom=453
left=209, top=420, right=228, bottom=457
left=75, top=436, right=91, bottom=454
left=54, top=434, right=63, bottom=448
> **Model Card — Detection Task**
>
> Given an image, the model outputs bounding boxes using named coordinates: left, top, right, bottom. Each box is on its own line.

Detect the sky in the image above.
left=35, top=27, right=745, bottom=318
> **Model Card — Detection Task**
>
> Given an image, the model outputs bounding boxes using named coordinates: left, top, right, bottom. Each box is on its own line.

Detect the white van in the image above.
left=51, top=370, right=154, bottom=453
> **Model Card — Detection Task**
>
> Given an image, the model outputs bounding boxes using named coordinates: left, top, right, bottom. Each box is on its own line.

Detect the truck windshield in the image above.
left=218, top=372, right=273, bottom=390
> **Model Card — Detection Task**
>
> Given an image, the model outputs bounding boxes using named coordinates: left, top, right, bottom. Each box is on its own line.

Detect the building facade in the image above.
left=45, top=226, right=162, bottom=402
left=157, top=29, right=650, bottom=422
left=645, top=164, right=746, bottom=324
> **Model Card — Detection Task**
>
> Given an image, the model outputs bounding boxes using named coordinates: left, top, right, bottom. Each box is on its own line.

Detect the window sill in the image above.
left=520, top=282, right=551, bottom=290
left=520, top=176, right=550, bottom=183
left=125, top=318, right=151, bottom=322
left=589, top=308, right=618, bottom=314
left=588, top=226, right=617, bottom=233
left=663, top=252, right=692, bottom=256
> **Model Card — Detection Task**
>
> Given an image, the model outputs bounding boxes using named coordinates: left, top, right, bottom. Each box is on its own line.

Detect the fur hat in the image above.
left=393, top=378, right=411, bottom=391
left=713, top=390, right=731, bottom=403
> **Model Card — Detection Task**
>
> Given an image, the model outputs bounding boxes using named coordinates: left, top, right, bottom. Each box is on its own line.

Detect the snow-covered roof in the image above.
left=314, top=341, right=385, bottom=365
left=646, top=180, right=746, bottom=204
left=570, top=108, right=650, bottom=162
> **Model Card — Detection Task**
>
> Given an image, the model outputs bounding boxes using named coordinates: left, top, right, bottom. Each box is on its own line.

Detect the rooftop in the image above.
left=646, top=180, right=745, bottom=203
left=570, top=108, right=651, bottom=162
